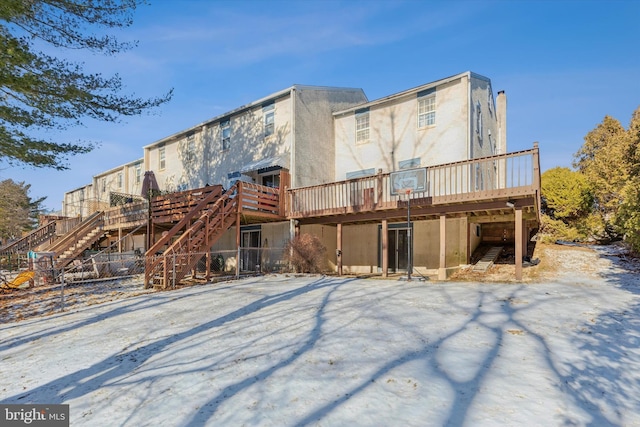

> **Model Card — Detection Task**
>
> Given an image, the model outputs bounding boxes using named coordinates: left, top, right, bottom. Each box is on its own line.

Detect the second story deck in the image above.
left=287, top=145, right=541, bottom=224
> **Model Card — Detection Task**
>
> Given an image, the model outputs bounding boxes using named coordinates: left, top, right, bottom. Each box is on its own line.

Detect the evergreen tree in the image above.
left=0, top=0, right=172, bottom=170
left=0, top=179, right=45, bottom=241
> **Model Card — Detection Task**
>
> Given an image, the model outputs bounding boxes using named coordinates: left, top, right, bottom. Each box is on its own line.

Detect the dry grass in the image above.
left=451, top=242, right=602, bottom=283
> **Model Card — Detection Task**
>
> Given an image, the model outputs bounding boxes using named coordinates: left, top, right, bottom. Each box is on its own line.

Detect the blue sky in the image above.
left=3, top=0, right=639, bottom=211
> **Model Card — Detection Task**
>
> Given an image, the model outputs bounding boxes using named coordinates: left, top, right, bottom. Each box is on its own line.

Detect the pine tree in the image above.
left=0, top=0, right=172, bottom=170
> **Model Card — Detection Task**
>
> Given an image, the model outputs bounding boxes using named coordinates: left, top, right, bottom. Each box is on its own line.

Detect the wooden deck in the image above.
left=286, top=146, right=541, bottom=224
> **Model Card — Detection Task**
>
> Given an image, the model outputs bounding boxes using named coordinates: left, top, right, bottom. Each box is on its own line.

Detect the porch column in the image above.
left=439, top=214, right=447, bottom=280
left=515, top=207, right=523, bottom=280
left=466, top=218, right=471, bottom=265
left=118, top=227, right=122, bottom=253
left=337, top=223, right=343, bottom=276
left=382, top=219, right=388, bottom=278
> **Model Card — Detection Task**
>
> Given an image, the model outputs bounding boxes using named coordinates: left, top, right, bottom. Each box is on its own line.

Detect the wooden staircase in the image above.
left=145, top=184, right=238, bottom=289
left=0, top=221, right=58, bottom=255
left=46, top=211, right=106, bottom=269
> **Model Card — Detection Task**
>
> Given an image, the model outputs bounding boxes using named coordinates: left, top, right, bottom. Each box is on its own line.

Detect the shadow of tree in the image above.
left=2, top=276, right=355, bottom=409
left=2, top=246, right=639, bottom=426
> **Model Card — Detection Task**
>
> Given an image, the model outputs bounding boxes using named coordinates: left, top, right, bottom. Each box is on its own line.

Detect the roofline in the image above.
left=143, top=86, right=294, bottom=149
left=65, top=183, right=93, bottom=194
left=92, top=158, right=144, bottom=178
left=333, top=71, right=489, bottom=116
left=142, top=85, right=365, bottom=150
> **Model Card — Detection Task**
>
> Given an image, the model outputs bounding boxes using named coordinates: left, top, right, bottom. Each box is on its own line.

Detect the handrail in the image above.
left=47, top=211, right=104, bottom=257
left=145, top=185, right=238, bottom=288
left=0, top=221, right=57, bottom=255
left=103, top=200, right=148, bottom=228
left=146, top=185, right=225, bottom=257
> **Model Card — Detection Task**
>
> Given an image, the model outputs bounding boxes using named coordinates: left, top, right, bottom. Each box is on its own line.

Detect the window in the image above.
left=185, top=134, right=195, bottom=163
left=417, top=88, right=436, bottom=128
left=346, top=168, right=376, bottom=179
left=399, top=158, right=421, bottom=169
left=476, top=101, right=483, bottom=146
left=117, top=172, right=123, bottom=188
left=261, top=173, right=280, bottom=188
left=221, top=120, right=231, bottom=150
left=263, top=103, right=275, bottom=137
left=135, top=163, right=142, bottom=184
left=159, top=146, right=166, bottom=170
left=101, top=178, right=106, bottom=193
left=355, top=108, right=370, bottom=144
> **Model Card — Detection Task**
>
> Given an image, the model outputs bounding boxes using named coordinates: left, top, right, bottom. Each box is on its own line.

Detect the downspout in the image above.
left=289, top=87, right=297, bottom=242
left=467, top=75, right=472, bottom=159
left=290, top=87, right=296, bottom=188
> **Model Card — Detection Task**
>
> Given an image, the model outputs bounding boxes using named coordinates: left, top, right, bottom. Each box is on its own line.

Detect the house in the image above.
left=50, top=71, right=539, bottom=285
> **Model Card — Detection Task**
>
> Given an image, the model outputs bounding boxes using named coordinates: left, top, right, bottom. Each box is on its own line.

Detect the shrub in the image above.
left=283, top=234, right=327, bottom=273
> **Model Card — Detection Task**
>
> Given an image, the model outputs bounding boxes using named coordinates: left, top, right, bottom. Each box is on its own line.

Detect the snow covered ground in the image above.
left=1, top=245, right=639, bottom=426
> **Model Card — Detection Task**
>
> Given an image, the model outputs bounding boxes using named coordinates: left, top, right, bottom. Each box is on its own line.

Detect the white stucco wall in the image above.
left=293, top=87, right=367, bottom=187
left=334, top=76, right=470, bottom=180
left=144, top=94, right=293, bottom=193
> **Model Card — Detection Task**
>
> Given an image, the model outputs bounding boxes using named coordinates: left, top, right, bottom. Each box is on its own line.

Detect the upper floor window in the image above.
left=135, top=163, right=142, bottom=184
left=101, top=178, right=106, bottom=193
left=117, top=172, right=123, bottom=188
left=355, top=108, right=370, bottom=144
left=221, top=120, right=231, bottom=150
left=263, top=103, right=275, bottom=137
left=185, top=134, right=195, bottom=163
left=159, top=146, right=166, bottom=170
left=399, top=157, right=421, bottom=170
left=417, top=88, right=436, bottom=128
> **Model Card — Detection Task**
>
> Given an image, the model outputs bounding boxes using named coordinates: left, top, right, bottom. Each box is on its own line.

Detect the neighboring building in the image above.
left=62, top=184, right=93, bottom=218
left=142, top=85, right=367, bottom=194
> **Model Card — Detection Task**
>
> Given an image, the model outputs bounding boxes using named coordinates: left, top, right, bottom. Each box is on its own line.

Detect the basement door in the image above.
left=378, top=224, right=413, bottom=273
left=241, top=228, right=261, bottom=272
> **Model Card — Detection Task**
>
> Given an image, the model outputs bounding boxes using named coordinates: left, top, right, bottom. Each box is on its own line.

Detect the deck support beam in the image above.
left=236, top=211, right=241, bottom=278
left=337, top=223, right=343, bottom=276
left=515, top=207, right=523, bottom=280
left=439, top=214, right=447, bottom=280
left=382, top=219, right=388, bottom=278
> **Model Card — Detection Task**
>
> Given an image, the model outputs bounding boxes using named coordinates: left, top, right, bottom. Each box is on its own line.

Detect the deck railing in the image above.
left=287, top=147, right=540, bottom=219
left=103, top=200, right=149, bottom=229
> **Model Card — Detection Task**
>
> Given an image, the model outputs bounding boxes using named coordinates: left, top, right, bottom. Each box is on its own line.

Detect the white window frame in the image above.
left=221, top=120, right=231, bottom=150
left=185, top=135, right=195, bottom=163
left=135, top=163, right=142, bottom=184
left=264, top=109, right=275, bottom=137
left=159, top=146, right=166, bottom=170
left=418, top=91, right=436, bottom=128
left=117, top=172, right=123, bottom=188
left=355, top=110, right=370, bottom=144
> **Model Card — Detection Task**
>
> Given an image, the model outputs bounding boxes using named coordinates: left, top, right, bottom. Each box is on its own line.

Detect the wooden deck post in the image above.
left=382, top=219, right=388, bottom=278
left=515, top=207, right=523, bottom=280
left=439, top=214, right=447, bottom=280
left=236, top=212, right=241, bottom=278
left=337, top=223, right=343, bottom=276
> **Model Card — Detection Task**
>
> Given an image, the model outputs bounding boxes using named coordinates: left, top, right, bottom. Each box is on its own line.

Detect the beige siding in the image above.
left=63, top=185, right=93, bottom=217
